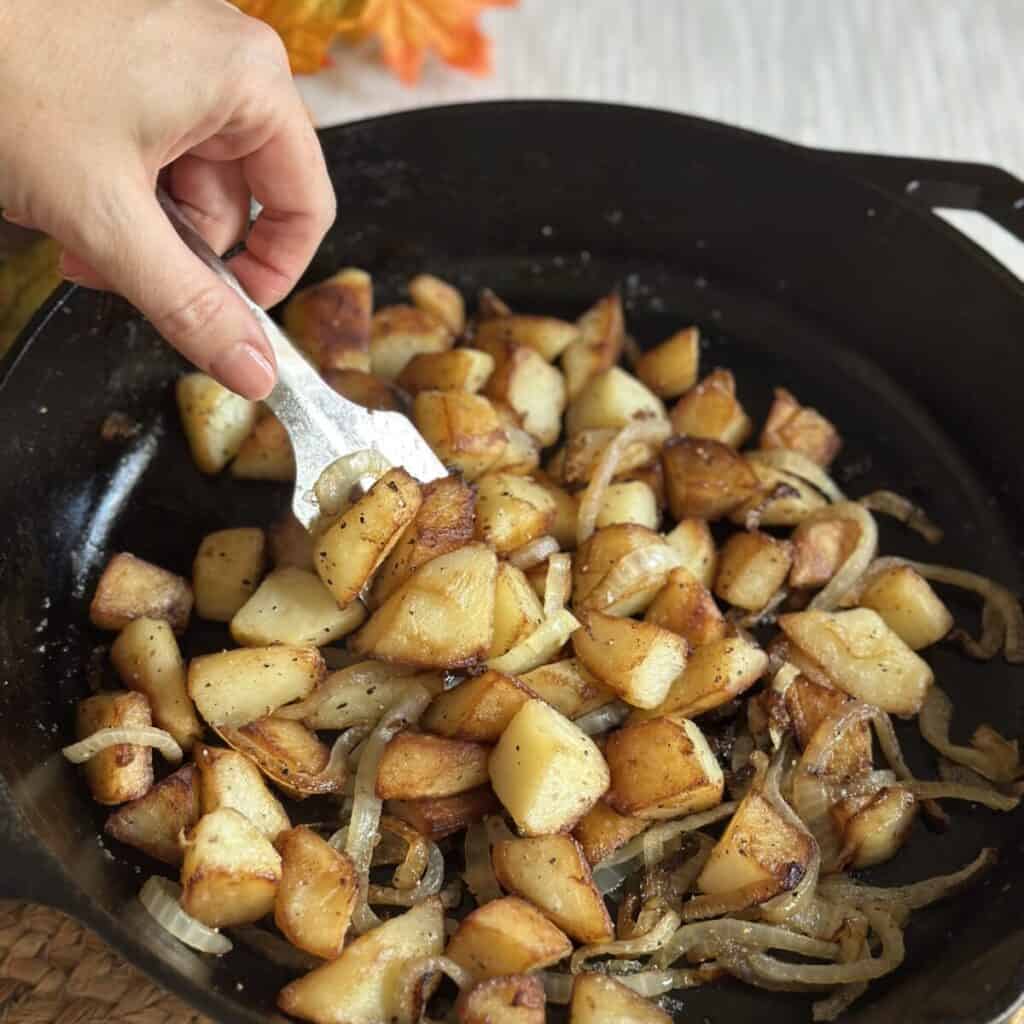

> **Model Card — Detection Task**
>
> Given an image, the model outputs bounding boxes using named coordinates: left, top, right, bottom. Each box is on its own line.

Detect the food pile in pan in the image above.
left=65, top=269, right=1024, bottom=1023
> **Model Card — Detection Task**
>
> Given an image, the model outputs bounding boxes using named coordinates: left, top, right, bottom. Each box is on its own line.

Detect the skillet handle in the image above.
left=818, top=150, right=1024, bottom=243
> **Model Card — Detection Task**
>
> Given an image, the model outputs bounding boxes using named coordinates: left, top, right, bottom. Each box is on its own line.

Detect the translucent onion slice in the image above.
left=544, top=553, right=573, bottom=616
left=584, top=542, right=682, bottom=613
left=804, top=503, right=878, bottom=611
left=570, top=908, right=681, bottom=972
left=314, top=449, right=391, bottom=518
left=903, top=780, right=1019, bottom=812
left=381, top=815, right=431, bottom=889
left=573, top=700, right=630, bottom=737
left=368, top=841, right=444, bottom=906
left=747, top=450, right=846, bottom=503
left=275, top=661, right=417, bottom=723
left=654, top=920, right=839, bottom=971
left=509, top=535, right=559, bottom=571
left=395, top=953, right=474, bottom=1024
left=487, top=609, right=580, bottom=675
left=138, top=876, right=232, bottom=955
left=858, top=490, right=943, bottom=544
left=540, top=967, right=712, bottom=1004
left=464, top=819, right=502, bottom=905
left=63, top=727, right=183, bottom=766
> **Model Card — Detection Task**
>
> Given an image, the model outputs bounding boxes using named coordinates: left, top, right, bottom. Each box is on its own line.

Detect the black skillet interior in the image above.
left=2, top=102, right=1024, bottom=1024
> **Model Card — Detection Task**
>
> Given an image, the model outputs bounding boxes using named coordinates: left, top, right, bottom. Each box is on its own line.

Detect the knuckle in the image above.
left=238, top=18, right=291, bottom=72
left=151, top=284, right=228, bottom=346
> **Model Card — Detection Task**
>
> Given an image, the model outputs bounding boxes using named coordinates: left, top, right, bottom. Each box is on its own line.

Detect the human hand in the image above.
left=0, top=0, right=336, bottom=399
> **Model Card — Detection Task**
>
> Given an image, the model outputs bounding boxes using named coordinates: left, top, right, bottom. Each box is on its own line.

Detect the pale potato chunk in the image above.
left=562, top=293, right=625, bottom=400
left=570, top=973, right=672, bottom=1024
left=565, top=367, right=666, bottom=435
left=413, top=391, right=508, bottom=481
left=193, top=527, right=265, bottom=622
left=595, top=481, right=659, bottom=530
left=783, top=674, right=872, bottom=778
left=409, top=273, right=465, bottom=334
left=857, top=565, right=953, bottom=650
left=789, top=518, right=859, bottom=589
left=283, top=268, right=372, bottom=373
left=535, top=480, right=578, bottom=550
left=714, top=530, right=792, bottom=611
left=572, top=800, right=648, bottom=866
left=634, top=326, right=700, bottom=400
left=387, top=786, right=500, bottom=841
left=397, top=348, right=494, bottom=394
left=194, top=743, right=290, bottom=841
left=370, top=304, right=453, bottom=379
left=490, top=562, right=545, bottom=658
left=669, top=368, right=752, bottom=447
left=831, top=786, right=918, bottom=869
left=457, top=975, right=546, bottom=1024
left=481, top=339, right=567, bottom=446
left=376, top=732, right=491, bottom=799
left=760, top=387, right=842, bottom=467
left=475, top=475, right=557, bottom=555
left=663, top=519, right=718, bottom=588
left=644, top=568, right=726, bottom=649
left=231, top=414, right=295, bottom=481
left=731, top=458, right=829, bottom=528
left=76, top=691, right=153, bottom=805
left=423, top=670, right=536, bottom=742
left=573, top=525, right=673, bottom=617
left=521, top=659, right=617, bottom=719
left=90, top=552, right=193, bottom=634
left=105, top=764, right=199, bottom=865
left=489, top=422, right=541, bottom=476
left=475, top=314, right=580, bottom=362
left=662, top=438, right=758, bottom=521
left=176, top=372, right=257, bottom=474
left=556, top=428, right=658, bottom=488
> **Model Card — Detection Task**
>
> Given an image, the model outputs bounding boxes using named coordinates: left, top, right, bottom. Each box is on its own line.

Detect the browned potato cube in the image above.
left=492, top=834, right=613, bottom=943
left=104, top=763, right=199, bottom=864
left=90, top=552, right=193, bottom=634
left=714, top=530, right=793, bottom=611
left=573, top=800, right=648, bottom=865
left=521, top=659, right=617, bottom=720
left=481, top=339, right=567, bottom=446
left=789, top=518, right=860, bottom=588
left=194, top=743, right=290, bottom=841
left=387, top=785, right=500, bottom=841
left=644, top=568, right=726, bottom=649
left=283, top=268, right=372, bottom=373
left=176, top=373, right=257, bottom=474
left=634, top=326, right=700, bottom=400
left=556, top=428, right=659, bottom=488
left=409, top=273, right=465, bottom=334
left=562, top=293, right=625, bottom=400
left=565, top=367, right=666, bottom=435
left=857, top=565, right=954, bottom=650
left=662, top=438, right=759, bottom=521
left=376, top=732, right=491, bottom=799
left=457, top=975, right=546, bottom=1024
left=475, top=314, right=581, bottom=362
left=371, top=304, right=453, bottom=379
left=663, top=519, right=718, bottom=587
left=621, top=458, right=667, bottom=511
left=76, top=691, right=153, bottom=805
left=782, top=674, right=872, bottom=778
left=413, top=391, right=508, bottom=481
left=269, top=512, right=315, bottom=571
left=446, top=896, right=573, bottom=982
left=423, top=670, right=537, bottom=742
left=605, top=714, right=723, bottom=819
left=489, top=422, right=541, bottom=477
left=594, top=480, right=659, bottom=530
left=475, top=474, right=557, bottom=555
left=732, top=458, right=829, bottom=528
left=193, top=527, right=265, bottom=622
left=570, top=973, right=672, bottom=1023
left=669, top=368, right=752, bottom=447
left=760, top=387, right=842, bottom=467
left=323, top=368, right=405, bottom=412
left=573, top=525, right=674, bottom=617
left=397, top=348, right=495, bottom=394
left=230, top=414, right=295, bottom=481
left=831, top=786, right=918, bottom=869
left=275, top=827, right=358, bottom=959
left=491, top=562, right=545, bottom=658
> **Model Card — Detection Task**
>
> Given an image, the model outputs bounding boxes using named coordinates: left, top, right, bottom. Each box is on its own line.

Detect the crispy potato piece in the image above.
left=187, top=645, right=325, bottom=727
left=491, top=562, right=546, bottom=658
left=714, top=531, right=793, bottom=611
left=376, top=732, right=491, bottom=799
left=398, top=348, right=494, bottom=395
left=269, top=513, right=315, bottom=571
left=490, top=700, right=609, bottom=835
left=323, top=368, right=405, bottom=412
left=413, top=391, right=508, bottom=481
left=663, top=519, right=717, bottom=588
left=457, top=974, right=546, bottom=1024
left=76, top=691, right=153, bottom=805
left=731, top=458, right=829, bottom=528
left=760, top=387, right=842, bottom=467
left=489, top=421, right=541, bottom=476
left=475, top=315, right=580, bottom=363
left=493, top=834, right=613, bottom=943
left=783, top=675, right=872, bottom=778
left=275, top=827, right=358, bottom=959
left=634, top=326, right=700, bottom=400
left=533, top=480, right=578, bottom=550
left=110, top=618, right=201, bottom=749
left=283, top=268, right=372, bottom=373
left=176, top=372, right=257, bottom=474
left=789, top=518, right=860, bottom=589
left=193, top=527, right=266, bottom=622
left=594, top=480, right=659, bottom=530
left=352, top=544, right=498, bottom=669
left=387, top=786, right=500, bottom=841
left=669, top=368, right=752, bottom=447
left=573, top=525, right=673, bottom=617
left=104, top=763, right=199, bottom=864
left=181, top=807, right=282, bottom=928
left=779, top=609, right=933, bottom=716
left=662, top=437, right=758, bottom=521
left=556, top=428, right=658, bottom=488
left=831, top=786, right=918, bottom=869
left=194, top=743, right=290, bottom=841
left=520, top=659, right=617, bottom=719
left=371, top=304, right=453, bottom=379
left=424, top=670, right=537, bottom=742
left=644, top=568, right=727, bottom=649
left=90, top=552, right=193, bottom=634
left=446, top=896, right=573, bottom=982
left=856, top=565, right=954, bottom=650
left=573, top=800, right=648, bottom=865
left=278, top=898, right=443, bottom=1024
left=231, top=568, right=366, bottom=647
left=605, top=714, right=723, bottom=819
left=315, top=468, right=422, bottom=607
left=570, top=972, right=672, bottom=1023
left=231, top=414, right=295, bottom=481
left=573, top=611, right=687, bottom=710
left=475, top=474, right=557, bottom=556
left=562, top=293, right=625, bottom=400
left=409, top=273, right=466, bottom=335
left=621, top=458, right=666, bottom=511
left=480, top=339, right=567, bottom=446
left=564, top=367, right=665, bottom=435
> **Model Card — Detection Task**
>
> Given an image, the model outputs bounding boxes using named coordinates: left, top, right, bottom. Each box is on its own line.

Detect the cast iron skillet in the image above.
left=1, top=102, right=1024, bottom=1024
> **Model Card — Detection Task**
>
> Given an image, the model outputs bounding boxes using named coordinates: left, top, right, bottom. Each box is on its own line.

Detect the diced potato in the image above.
left=457, top=974, right=547, bottom=1024
left=409, top=273, right=466, bottom=335
left=371, top=304, right=453, bottom=379
left=231, top=568, right=366, bottom=647
left=557, top=428, right=658, bottom=488
left=275, top=827, right=358, bottom=959
left=176, top=372, right=257, bottom=474
left=104, top=764, right=199, bottom=864
left=491, top=562, right=546, bottom=658
left=283, top=268, right=372, bottom=373
left=278, top=897, right=443, bottom=1024
left=315, top=468, right=422, bottom=607
left=376, top=732, right=491, bottom=799
left=697, top=790, right=812, bottom=901
left=187, top=645, right=325, bottom=727
left=521, top=659, right=617, bottom=719
left=413, top=391, right=508, bottom=480
left=490, top=700, right=609, bottom=835
left=783, top=674, right=872, bottom=778
left=352, top=544, right=498, bottom=669
left=573, top=611, right=687, bottom=710
left=492, top=834, right=613, bottom=943
left=397, top=348, right=494, bottom=394
left=193, top=527, right=265, bottom=622
left=731, top=459, right=829, bottom=528
left=387, top=786, right=500, bottom=841
left=475, top=475, right=557, bottom=555
left=489, top=422, right=541, bottom=477
left=573, top=800, right=648, bottom=866
left=594, top=481, right=659, bottom=530
left=831, top=786, right=918, bottom=869
left=714, top=531, right=793, bottom=611
left=662, top=437, right=758, bottom=521
left=779, top=609, right=933, bottom=716
left=570, top=972, right=672, bottom=1024
left=446, top=896, right=573, bottom=982
left=369, top=476, right=477, bottom=609
left=269, top=513, right=315, bottom=571
left=534, top=480, right=578, bottom=550
left=760, top=388, right=842, bottom=467
left=669, top=369, right=752, bottom=447
left=634, top=326, right=700, bottom=400
left=424, top=670, right=537, bottom=742
left=622, top=458, right=666, bottom=510
left=76, top=691, right=153, bottom=805
left=605, top=715, right=723, bottom=819
left=633, top=635, right=767, bottom=720
left=110, top=617, right=202, bottom=749
left=230, top=414, right=295, bottom=481
left=481, top=339, right=567, bottom=446
left=90, top=552, right=193, bottom=634
left=181, top=807, right=282, bottom=928
left=564, top=367, right=666, bottom=435
left=789, top=518, right=860, bottom=589
left=663, top=519, right=717, bottom=588
left=475, top=315, right=580, bottom=363
left=573, top=525, right=673, bottom=617
left=323, top=368, right=404, bottom=412
left=856, top=565, right=954, bottom=650
left=562, top=293, right=625, bottom=400
left=644, top=568, right=726, bottom=649
left=194, top=743, right=290, bottom=840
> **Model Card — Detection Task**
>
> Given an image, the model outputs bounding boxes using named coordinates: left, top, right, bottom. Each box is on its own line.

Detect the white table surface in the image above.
left=298, top=0, right=1024, bottom=279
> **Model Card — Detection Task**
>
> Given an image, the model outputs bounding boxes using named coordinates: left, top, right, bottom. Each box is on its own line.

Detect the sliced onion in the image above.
left=380, top=816, right=431, bottom=889
left=314, top=449, right=391, bottom=518
left=487, top=609, right=580, bottom=675
left=733, top=587, right=789, bottom=628
left=903, top=780, right=1019, bottom=811
left=577, top=418, right=671, bottom=546
left=395, top=953, right=474, bottom=1024
left=544, top=553, right=572, bottom=616
left=63, top=727, right=183, bottom=766
left=573, top=700, right=630, bottom=736
left=509, top=535, right=559, bottom=571
left=654, top=919, right=839, bottom=971
left=275, top=661, right=417, bottom=723
left=464, top=819, right=502, bottom=905
left=803, top=503, right=878, bottom=611
left=570, top=908, right=681, bottom=972
left=229, top=925, right=321, bottom=970
left=870, top=706, right=948, bottom=827
left=138, top=877, right=231, bottom=955
left=540, top=967, right=712, bottom=1004
left=859, top=490, right=943, bottom=544
left=584, top=542, right=682, bottom=614
left=747, top=450, right=846, bottom=503
left=369, top=842, right=446, bottom=906
left=680, top=879, right=781, bottom=922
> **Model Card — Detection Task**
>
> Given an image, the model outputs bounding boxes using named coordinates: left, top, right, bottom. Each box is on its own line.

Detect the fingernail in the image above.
left=210, top=342, right=276, bottom=400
